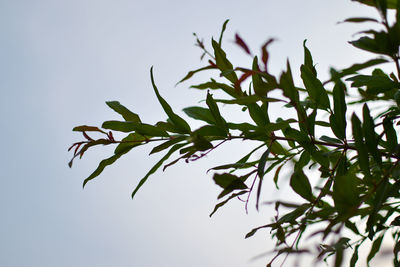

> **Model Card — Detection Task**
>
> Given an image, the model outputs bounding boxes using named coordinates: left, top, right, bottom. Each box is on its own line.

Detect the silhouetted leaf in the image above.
left=106, top=101, right=141, bottom=122
left=151, top=67, right=191, bottom=134
left=301, top=65, right=330, bottom=109
left=212, top=39, right=238, bottom=83
left=131, top=143, right=186, bottom=198
left=351, top=113, right=371, bottom=177
left=183, top=106, right=215, bottom=124
left=290, top=170, right=313, bottom=201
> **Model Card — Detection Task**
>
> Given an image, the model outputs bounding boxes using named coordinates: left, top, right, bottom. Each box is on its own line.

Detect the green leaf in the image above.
left=290, top=170, right=313, bottom=201
left=150, top=136, right=187, bottom=155
left=105, top=101, right=141, bottom=122
left=351, top=113, right=371, bottom=178
left=83, top=138, right=139, bottom=187
left=247, top=103, right=269, bottom=127
left=366, top=180, right=389, bottom=239
left=341, top=17, right=379, bottom=23
left=131, top=143, right=186, bottom=198
left=213, top=173, right=248, bottom=199
left=190, top=131, right=213, bottom=151
left=115, top=133, right=145, bottom=154
left=383, top=117, right=398, bottom=152
left=319, top=135, right=342, bottom=144
left=151, top=67, right=191, bottom=134
left=191, top=79, right=237, bottom=97
left=218, top=19, right=229, bottom=45
left=331, top=80, right=347, bottom=140
left=362, top=104, right=382, bottom=165
left=280, top=60, right=299, bottom=104
left=303, top=40, right=316, bottom=74
left=332, top=172, right=360, bottom=213
left=300, top=64, right=330, bottom=109
left=211, top=39, right=238, bottom=83
left=206, top=92, right=228, bottom=133
left=278, top=204, right=310, bottom=223
left=183, top=106, right=215, bottom=124
left=252, top=56, right=269, bottom=96
left=330, top=58, right=387, bottom=81
left=209, top=190, right=247, bottom=217
left=347, top=72, right=398, bottom=95
left=102, top=121, right=169, bottom=137
left=367, top=234, right=384, bottom=265
left=177, top=65, right=216, bottom=85
left=352, top=0, right=398, bottom=9
left=194, top=125, right=227, bottom=137
left=350, top=244, right=360, bottom=267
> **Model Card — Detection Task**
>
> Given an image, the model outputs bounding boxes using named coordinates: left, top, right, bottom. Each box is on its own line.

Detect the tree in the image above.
left=69, top=0, right=400, bottom=265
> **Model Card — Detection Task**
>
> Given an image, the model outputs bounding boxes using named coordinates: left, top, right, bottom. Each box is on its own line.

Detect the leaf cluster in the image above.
left=70, top=1, right=400, bottom=265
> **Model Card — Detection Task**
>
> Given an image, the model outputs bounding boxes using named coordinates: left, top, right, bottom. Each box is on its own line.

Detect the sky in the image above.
left=0, top=0, right=393, bottom=266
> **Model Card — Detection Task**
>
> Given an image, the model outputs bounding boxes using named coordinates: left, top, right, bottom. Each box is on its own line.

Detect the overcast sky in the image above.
left=0, top=0, right=392, bottom=266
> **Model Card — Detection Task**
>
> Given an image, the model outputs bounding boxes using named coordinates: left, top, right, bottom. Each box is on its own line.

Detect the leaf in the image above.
left=190, top=79, right=237, bottom=97
left=131, top=143, right=186, bottom=198
left=300, top=64, right=330, bottom=109
left=82, top=137, right=140, bottom=188
left=151, top=67, right=191, bottom=134
left=350, top=244, right=360, bottom=267
left=351, top=113, right=371, bottom=178
left=211, top=39, right=238, bottom=83
left=245, top=224, right=271, bottom=239
left=280, top=60, right=299, bottom=104
left=115, top=133, right=145, bottom=154
left=209, top=190, right=247, bottom=217
left=331, top=80, right=347, bottom=140
left=352, top=0, right=398, bottom=9
left=190, top=131, right=213, bottom=151
left=383, top=117, right=398, bottom=152
left=347, top=72, right=398, bottom=95
left=319, top=135, right=342, bottom=144
left=235, top=33, right=251, bottom=55
left=367, top=234, right=384, bottom=265
left=330, top=58, right=387, bottom=81
left=366, top=180, right=390, bottom=239
left=303, top=40, right=316, bottom=74
left=362, top=104, right=382, bottom=165
left=341, top=17, right=379, bottom=23
left=256, top=149, right=270, bottom=208
left=332, top=172, right=360, bottom=214
left=105, top=101, right=141, bottom=122
left=247, top=103, right=269, bottom=127
left=194, top=125, right=227, bottom=137
left=213, top=173, right=248, bottom=199
left=73, top=125, right=106, bottom=134
left=252, top=56, right=269, bottom=96
left=177, top=65, right=216, bottom=84
left=290, top=170, right=313, bottom=201
left=206, top=92, right=228, bottom=133
left=218, top=19, right=229, bottom=45
left=150, top=136, right=187, bottom=154
left=102, top=121, right=169, bottom=137
left=278, top=204, right=310, bottom=223
left=183, top=106, right=215, bottom=124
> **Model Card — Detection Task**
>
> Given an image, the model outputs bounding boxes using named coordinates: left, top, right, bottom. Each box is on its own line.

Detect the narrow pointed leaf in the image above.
left=106, top=101, right=141, bottom=122
left=151, top=68, right=191, bottom=133
left=132, top=143, right=186, bottom=198
left=351, top=113, right=371, bottom=177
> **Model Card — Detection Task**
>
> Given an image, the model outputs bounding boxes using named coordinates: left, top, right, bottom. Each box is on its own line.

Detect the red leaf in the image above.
left=235, top=33, right=252, bottom=55
left=261, top=38, right=276, bottom=71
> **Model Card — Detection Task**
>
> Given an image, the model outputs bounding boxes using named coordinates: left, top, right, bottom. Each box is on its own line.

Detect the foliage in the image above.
left=70, top=0, right=400, bottom=265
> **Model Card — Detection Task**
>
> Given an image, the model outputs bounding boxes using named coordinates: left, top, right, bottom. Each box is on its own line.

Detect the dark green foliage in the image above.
left=70, top=1, right=400, bottom=266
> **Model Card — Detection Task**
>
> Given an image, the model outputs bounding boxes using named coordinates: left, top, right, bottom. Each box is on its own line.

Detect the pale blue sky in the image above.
left=0, top=1, right=389, bottom=266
